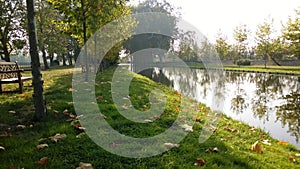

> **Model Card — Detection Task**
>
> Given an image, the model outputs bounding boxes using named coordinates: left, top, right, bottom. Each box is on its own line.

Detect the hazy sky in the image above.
left=131, top=0, right=300, bottom=43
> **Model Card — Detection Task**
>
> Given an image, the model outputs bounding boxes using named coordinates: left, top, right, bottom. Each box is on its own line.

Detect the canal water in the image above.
left=138, top=67, right=300, bottom=148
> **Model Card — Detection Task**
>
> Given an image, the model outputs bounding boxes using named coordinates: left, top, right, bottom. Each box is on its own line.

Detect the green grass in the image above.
left=223, top=65, right=300, bottom=75
left=0, top=66, right=300, bottom=168
left=186, top=62, right=300, bottom=75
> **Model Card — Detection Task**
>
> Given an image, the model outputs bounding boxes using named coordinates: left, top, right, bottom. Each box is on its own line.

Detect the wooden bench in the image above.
left=0, top=61, right=32, bottom=93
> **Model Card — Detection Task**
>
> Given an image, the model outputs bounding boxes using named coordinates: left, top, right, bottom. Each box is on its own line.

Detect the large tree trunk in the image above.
left=26, top=0, right=47, bottom=121
left=3, top=43, right=10, bottom=62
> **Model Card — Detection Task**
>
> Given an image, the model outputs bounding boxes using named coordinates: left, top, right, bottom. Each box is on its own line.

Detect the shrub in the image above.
left=237, top=59, right=251, bottom=66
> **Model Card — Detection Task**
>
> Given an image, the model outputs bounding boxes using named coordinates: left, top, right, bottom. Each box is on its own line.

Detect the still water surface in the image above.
left=139, top=67, right=300, bottom=148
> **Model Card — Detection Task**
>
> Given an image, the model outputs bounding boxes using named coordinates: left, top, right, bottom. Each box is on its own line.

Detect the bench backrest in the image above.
left=0, top=62, right=20, bottom=80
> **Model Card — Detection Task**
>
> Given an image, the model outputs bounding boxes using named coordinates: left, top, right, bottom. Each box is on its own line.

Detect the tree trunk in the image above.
left=270, top=55, right=281, bottom=66
left=68, top=52, right=73, bottom=66
left=3, top=43, right=10, bottom=62
left=62, top=54, right=67, bottom=66
left=26, top=0, right=47, bottom=121
left=50, top=52, right=54, bottom=66
left=42, top=47, right=49, bottom=69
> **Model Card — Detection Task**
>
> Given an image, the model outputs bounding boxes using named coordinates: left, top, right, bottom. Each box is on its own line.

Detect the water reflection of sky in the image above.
left=139, top=67, right=300, bottom=148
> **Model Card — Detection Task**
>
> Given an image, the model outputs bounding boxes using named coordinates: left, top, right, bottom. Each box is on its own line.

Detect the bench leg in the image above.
left=19, top=82, right=23, bottom=93
left=0, top=83, right=2, bottom=93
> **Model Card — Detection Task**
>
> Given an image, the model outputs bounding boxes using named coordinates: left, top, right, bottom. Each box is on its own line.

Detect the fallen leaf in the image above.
left=205, top=148, right=211, bottom=153
left=8, top=110, right=16, bottom=114
left=37, top=144, right=48, bottom=150
left=261, top=140, right=271, bottom=146
left=16, top=125, right=26, bottom=129
left=76, top=162, right=93, bottom=169
left=194, top=158, right=206, bottom=166
left=193, top=116, right=201, bottom=121
left=76, top=133, right=86, bottom=138
left=37, top=157, right=48, bottom=166
left=38, top=138, right=48, bottom=143
left=213, top=147, right=219, bottom=153
left=8, top=165, right=17, bottom=169
left=289, top=156, right=296, bottom=163
left=144, top=119, right=153, bottom=123
left=68, top=88, right=73, bottom=92
left=175, top=91, right=181, bottom=95
left=164, top=143, right=179, bottom=149
left=69, top=113, right=76, bottom=118
left=249, top=127, right=256, bottom=133
left=63, top=109, right=69, bottom=116
left=175, top=106, right=180, bottom=111
left=22, top=93, right=28, bottom=98
left=278, top=141, right=289, bottom=145
left=0, top=146, right=5, bottom=151
left=49, top=133, right=67, bottom=142
left=74, top=124, right=85, bottom=130
left=251, top=141, right=263, bottom=153
left=53, top=110, right=59, bottom=116
left=180, top=124, right=193, bottom=132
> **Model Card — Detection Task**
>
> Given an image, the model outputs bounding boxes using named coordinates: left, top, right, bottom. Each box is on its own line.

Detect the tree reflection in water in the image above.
left=138, top=67, right=300, bottom=146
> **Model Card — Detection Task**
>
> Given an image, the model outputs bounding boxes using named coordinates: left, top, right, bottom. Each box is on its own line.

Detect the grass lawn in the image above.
left=223, top=65, right=300, bottom=75
left=0, top=66, right=300, bottom=168
left=186, top=62, right=300, bottom=75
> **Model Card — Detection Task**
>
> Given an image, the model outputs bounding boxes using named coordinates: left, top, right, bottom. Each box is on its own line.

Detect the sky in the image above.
left=130, top=0, right=300, bottom=44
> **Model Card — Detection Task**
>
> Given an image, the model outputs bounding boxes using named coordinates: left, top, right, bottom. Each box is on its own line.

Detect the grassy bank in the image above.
left=0, top=67, right=300, bottom=168
left=186, top=62, right=300, bottom=75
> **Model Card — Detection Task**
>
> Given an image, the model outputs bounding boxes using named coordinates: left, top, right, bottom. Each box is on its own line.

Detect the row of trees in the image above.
left=0, top=0, right=132, bottom=69
left=214, top=8, right=300, bottom=65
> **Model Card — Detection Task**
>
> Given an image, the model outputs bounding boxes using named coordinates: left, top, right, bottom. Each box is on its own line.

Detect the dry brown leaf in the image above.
left=38, top=138, right=48, bottom=143
left=164, top=143, right=179, bottom=149
left=53, top=110, right=59, bottom=116
left=8, top=110, right=16, bottom=114
left=16, top=125, right=26, bottom=129
left=213, top=147, right=219, bottom=153
left=261, top=140, right=271, bottom=146
left=76, top=133, right=86, bottom=138
left=289, top=156, right=296, bottom=163
left=194, top=158, right=206, bottom=166
left=8, top=165, right=17, bottom=169
left=49, top=133, right=67, bottom=142
left=76, top=162, right=93, bottom=169
left=37, top=144, right=48, bottom=150
left=180, top=124, right=193, bottom=132
left=37, top=157, right=48, bottom=166
left=63, top=109, right=69, bottom=116
left=278, top=141, right=289, bottom=145
left=0, top=146, right=5, bottom=151
left=251, top=141, right=263, bottom=153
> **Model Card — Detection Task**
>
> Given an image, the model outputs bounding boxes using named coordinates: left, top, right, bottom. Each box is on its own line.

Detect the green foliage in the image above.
left=232, top=24, right=250, bottom=59
left=47, top=0, right=133, bottom=66
left=124, top=0, right=178, bottom=54
left=215, top=31, right=231, bottom=59
left=282, top=8, right=300, bottom=59
left=236, top=59, right=251, bottom=66
left=0, top=0, right=26, bottom=61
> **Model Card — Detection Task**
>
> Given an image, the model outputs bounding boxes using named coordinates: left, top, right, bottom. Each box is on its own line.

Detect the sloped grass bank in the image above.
left=0, top=67, right=299, bottom=168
